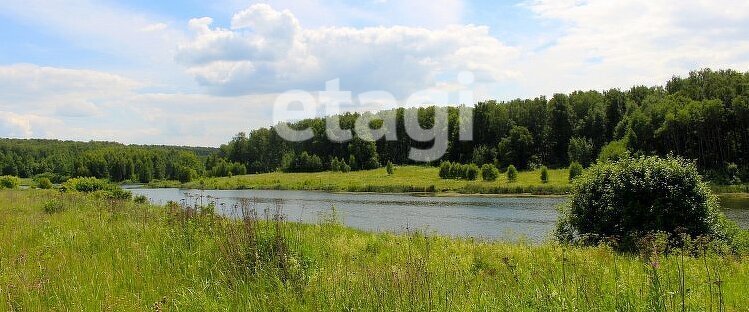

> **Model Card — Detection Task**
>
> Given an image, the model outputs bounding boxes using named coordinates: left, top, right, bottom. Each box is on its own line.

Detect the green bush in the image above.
left=134, top=194, right=149, bottom=204
left=176, top=166, right=197, bottom=183
left=556, top=156, right=731, bottom=250
left=43, top=199, right=65, bottom=214
left=506, top=165, right=517, bottom=182
left=439, top=161, right=451, bottom=178
left=481, top=164, right=499, bottom=181
left=62, top=177, right=109, bottom=192
left=726, top=162, right=741, bottom=184
left=540, top=166, right=549, bottom=183
left=0, top=176, right=20, bottom=189
left=36, top=177, right=53, bottom=189
left=465, top=164, right=479, bottom=180
left=449, top=163, right=463, bottom=179
left=283, top=152, right=324, bottom=173
left=331, top=157, right=343, bottom=172
left=568, top=162, right=583, bottom=181
left=597, top=140, right=629, bottom=163
left=386, top=161, right=395, bottom=175
left=61, top=177, right=131, bottom=200
left=439, top=161, right=479, bottom=180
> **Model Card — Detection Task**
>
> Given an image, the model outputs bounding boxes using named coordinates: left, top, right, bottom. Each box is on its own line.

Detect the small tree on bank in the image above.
left=568, top=162, right=583, bottom=181
left=481, top=164, right=499, bottom=181
left=506, top=165, right=518, bottom=182
left=386, top=161, right=394, bottom=175
left=540, top=166, right=549, bottom=184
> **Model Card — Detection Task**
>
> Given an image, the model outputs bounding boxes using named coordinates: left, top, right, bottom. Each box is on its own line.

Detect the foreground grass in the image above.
left=1, top=190, right=748, bottom=311
left=151, top=166, right=573, bottom=195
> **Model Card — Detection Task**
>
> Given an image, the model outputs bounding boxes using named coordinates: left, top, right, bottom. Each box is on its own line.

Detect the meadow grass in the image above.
left=152, top=166, right=573, bottom=195
left=1, top=189, right=748, bottom=311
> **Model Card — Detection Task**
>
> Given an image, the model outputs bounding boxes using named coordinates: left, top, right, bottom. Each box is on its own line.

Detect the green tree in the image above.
left=386, top=161, right=394, bottom=175
left=465, top=164, right=479, bottom=180
left=568, top=137, right=595, bottom=167
left=506, top=165, right=518, bottom=182
left=498, top=125, right=535, bottom=169
left=540, top=166, right=549, bottom=183
left=481, top=164, right=499, bottom=182
left=568, top=162, right=583, bottom=181
left=597, top=140, right=629, bottom=163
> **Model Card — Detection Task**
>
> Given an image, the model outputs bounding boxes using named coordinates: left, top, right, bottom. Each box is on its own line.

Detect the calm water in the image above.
left=127, top=188, right=749, bottom=242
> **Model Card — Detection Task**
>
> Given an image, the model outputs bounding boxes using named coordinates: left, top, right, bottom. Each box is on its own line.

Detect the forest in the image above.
left=218, top=68, right=749, bottom=183
left=1, top=68, right=748, bottom=184
left=0, top=139, right=214, bottom=183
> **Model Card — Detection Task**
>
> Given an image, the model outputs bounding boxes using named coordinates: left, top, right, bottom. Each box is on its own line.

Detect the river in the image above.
left=127, top=188, right=749, bottom=243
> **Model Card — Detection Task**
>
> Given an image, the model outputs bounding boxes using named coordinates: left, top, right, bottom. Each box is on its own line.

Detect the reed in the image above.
left=1, top=189, right=747, bottom=310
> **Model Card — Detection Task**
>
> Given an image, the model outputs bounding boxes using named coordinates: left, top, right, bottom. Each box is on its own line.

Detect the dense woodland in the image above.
left=0, top=140, right=214, bottom=183
left=1, top=68, right=748, bottom=183
left=219, top=68, right=749, bottom=182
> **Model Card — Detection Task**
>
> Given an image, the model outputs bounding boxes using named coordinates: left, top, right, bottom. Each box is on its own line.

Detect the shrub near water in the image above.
left=36, top=177, right=53, bottom=189
left=568, top=162, right=583, bottom=181
left=438, top=161, right=479, bottom=180
left=481, top=164, right=499, bottom=181
left=540, top=166, right=549, bottom=183
left=556, top=156, right=733, bottom=250
left=506, top=165, right=518, bottom=182
left=61, top=177, right=132, bottom=200
left=0, top=176, right=20, bottom=189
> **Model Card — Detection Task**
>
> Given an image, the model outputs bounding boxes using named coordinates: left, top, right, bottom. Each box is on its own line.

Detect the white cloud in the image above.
left=0, top=111, right=64, bottom=138
left=0, top=64, right=140, bottom=116
left=176, top=4, right=517, bottom=96
left=141, top=23, right=168, bottom=32
left=515, top=0, right=749, bottom=95
left=0, top=64, right=279, bottom=146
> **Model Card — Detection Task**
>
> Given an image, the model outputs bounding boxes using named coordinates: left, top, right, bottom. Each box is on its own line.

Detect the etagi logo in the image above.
left=272, top=72, right=476, bottom=162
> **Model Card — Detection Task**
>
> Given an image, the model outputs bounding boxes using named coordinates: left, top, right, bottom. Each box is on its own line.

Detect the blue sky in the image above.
left=1, top=0, right=748, bottom=146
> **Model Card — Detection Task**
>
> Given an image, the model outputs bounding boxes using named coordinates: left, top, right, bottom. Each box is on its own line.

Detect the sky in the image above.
left=1, top=0, right=748, bottom=147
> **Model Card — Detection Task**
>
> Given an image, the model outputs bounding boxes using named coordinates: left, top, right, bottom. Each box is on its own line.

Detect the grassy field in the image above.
left=1, top=189, right=748, bottom=310
left=151, top=166, right=573, bottom=195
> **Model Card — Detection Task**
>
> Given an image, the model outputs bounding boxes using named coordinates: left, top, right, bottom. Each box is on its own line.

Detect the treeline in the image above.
left=2, top=69, right=747, bottom=184
left=0, top=139, right=214, bottom=183
left=218, top=69, right=749, bottom=182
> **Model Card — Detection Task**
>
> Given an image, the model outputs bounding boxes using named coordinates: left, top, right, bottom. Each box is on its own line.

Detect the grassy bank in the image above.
left=2, top=190, right=748, bottom=310
left=147, top=166, right=748, bottom=196
left=150, top=166, right=573, bottom=195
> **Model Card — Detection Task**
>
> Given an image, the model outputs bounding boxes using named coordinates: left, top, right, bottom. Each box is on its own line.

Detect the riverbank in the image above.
left=146, top=165, right=749, bottom=197
left=149, top=166, right=573, bottom=195
left=2, top=189, right=748, bottom=310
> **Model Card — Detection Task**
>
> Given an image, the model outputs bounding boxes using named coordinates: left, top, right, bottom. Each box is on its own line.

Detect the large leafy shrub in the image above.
left=597, top=140, right=629, bottom=163
left=36, top=177, right=53, bottom=189
left=62, top=177, right=109, bottom=192
left=61, top=177, right=132, bottom=200
left=0, top=176, right=20, bottom=189
left=556, top=156, right=731, bottom=250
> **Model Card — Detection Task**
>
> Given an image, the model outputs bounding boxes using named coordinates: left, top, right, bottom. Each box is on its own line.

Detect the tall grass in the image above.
left=1, top=190, right=748, bottom=310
